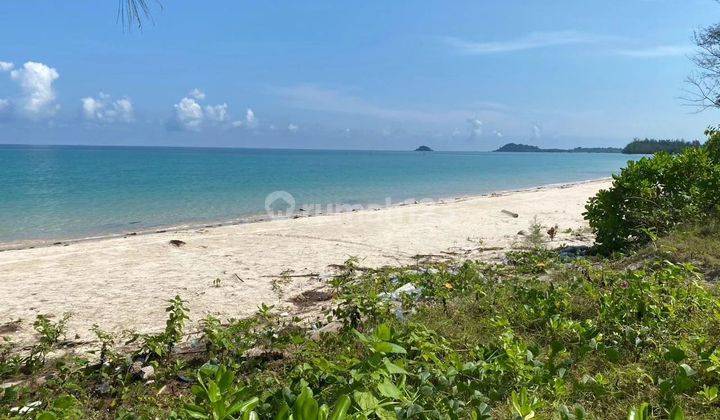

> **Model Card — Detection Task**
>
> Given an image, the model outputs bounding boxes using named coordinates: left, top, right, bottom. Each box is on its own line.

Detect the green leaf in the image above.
left=679, top=363, right=696, bottom=377
left=354, top=391, right=379, bottom=412
left=377, top=378, right=401, bottom=399
left=295, top=387, right=319, bottom=420
left=371, top=341, right=406, bottom=354
left=375, top=323, right=392, bottom=341
left=669, top=405, right=685, bottom=420
left=472, top=403, right=492, bottom=420
left=52, top=394, right=77, bottom=410
left=604, top=347, right=620, bottom=363
left=665, top=347, right=687, bottom=363
left=329, top=395, right=351, bottom=420
left=627, top=403, right=650, bottom=420
left=382, top=358, right=408, bottom=375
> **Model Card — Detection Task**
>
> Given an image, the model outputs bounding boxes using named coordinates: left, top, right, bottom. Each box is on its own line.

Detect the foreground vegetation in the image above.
left=2, top=218, right=720, bottom=418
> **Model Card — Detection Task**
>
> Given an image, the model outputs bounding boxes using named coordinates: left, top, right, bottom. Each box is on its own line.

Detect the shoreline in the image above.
left=0, top=177, right=611, bottom=252
left=0, top=178, right=611, bottom=346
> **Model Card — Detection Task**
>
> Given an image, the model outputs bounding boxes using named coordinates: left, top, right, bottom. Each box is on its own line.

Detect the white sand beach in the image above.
left=0, top=179, right=610, bottom=345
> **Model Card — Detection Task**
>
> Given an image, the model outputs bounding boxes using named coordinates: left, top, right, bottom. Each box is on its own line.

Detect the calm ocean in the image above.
left=0, top=145, right=633, bottom=244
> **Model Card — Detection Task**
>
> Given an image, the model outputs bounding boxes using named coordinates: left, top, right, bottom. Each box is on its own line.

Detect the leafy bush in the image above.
left=585, top=139, right=720, bottom=252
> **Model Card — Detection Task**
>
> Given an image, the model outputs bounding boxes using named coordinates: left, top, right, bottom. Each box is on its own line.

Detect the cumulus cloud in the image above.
left=204, top=103, right=228, bottom=122
left=287, top=123, right=299, bottom=132
left=9, top=61, right=60, bottom=118
left=0, top=61, right=13, bottom=72
left=245, top=108, right=256, bottom=126
left=173, top=96, right=204, bottom=131
left=188, top=88, right=205, bottom=100
left=170, top=89, right=235, bottom=131
left=232, top=108, right=257, bottom=128
left=81, top=93, right=134, bottom=123
left=494, top=130, right=504, bottom=138
left=467, top=118, right=483, bottom=139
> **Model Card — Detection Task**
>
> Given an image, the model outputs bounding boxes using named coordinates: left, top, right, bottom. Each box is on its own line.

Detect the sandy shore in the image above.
left=0, top=179, right=610, bottom=345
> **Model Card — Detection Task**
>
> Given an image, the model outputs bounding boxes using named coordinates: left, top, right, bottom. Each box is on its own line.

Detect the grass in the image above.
left=626, top=216, right=720, bottom=280
left=2, top=220, right=720, bottom=418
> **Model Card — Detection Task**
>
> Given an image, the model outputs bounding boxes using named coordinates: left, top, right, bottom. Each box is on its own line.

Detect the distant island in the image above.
left=494, top=139, right=704, bottom=155
left=414, top=145, right=433, bottom=152
left=622, top=138, right=701, bottom=154
left=494, top=143, right=622, bottom=153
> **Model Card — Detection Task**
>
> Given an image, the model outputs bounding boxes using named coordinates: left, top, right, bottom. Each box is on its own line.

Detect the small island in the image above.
left=414, top=145, right=433, bottom=152
left=494, top=143, right=622, bottom=153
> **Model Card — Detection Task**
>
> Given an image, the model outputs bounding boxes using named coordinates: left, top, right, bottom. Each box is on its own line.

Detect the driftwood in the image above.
left=169, top=239, right=186, bottom=247
left=501, top=209, right=519, bottom=218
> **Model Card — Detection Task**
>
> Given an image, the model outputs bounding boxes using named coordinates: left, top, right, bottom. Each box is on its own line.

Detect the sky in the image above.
left=0, top=0, right=719, bottom=151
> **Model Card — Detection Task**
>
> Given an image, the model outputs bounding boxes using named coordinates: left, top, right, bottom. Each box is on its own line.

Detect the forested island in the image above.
left=494, top=143, right=622, bottom=153
left=622, top=138, right=701, bottom=154
left=495, top=139, right=703, bottom=154
left=414, top=145, right=433, bottom=151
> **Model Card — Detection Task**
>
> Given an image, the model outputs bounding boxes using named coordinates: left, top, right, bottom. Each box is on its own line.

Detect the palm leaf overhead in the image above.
left=118, top=0, right=162, bottom=30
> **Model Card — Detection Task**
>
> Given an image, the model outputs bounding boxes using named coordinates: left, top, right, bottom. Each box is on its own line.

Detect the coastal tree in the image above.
left=686, top=20, right=720, bottom=109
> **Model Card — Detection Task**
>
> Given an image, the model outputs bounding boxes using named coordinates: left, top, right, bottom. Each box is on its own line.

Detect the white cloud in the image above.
left=494, top=130, right=504, bottom=138
left=444, top=31, right=600, bottom=55
left=613, top=44, right=694, bottom=58
left=171, top=90, right=234, bottom=131
left=230, top=108, right=257, bottom=128
left=188, top=88, right=205, bottom=100
left=0, top=61, right=13, bottom=72
left=173, top=97, right=204, bottom=131
left=81, top=93, right=134, bottom=123
left=245, top=108, right=256, bottom=127
left=9, top=61, right=60, bottom=118
left=468, top=118, right=483, bottom=139
left=287, top=123, right=299, bottom=132
left=532, top=123, right=542, bottom=139
left=205, top=103, right=228, bottom=122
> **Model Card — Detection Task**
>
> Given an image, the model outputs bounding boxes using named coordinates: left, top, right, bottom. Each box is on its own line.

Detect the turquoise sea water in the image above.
left=0, top=145, right=634, bottom=244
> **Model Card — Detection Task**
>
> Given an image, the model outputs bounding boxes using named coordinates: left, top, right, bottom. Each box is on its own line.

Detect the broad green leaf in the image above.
left=669, top=405, right=685, bottom=420
left=377, top=378, right=401, bottom=399
left=354, top=391, right=379, bottom=411
left=375, top=323, right=392, bottom=341
left=295, top=387, right=319, bottom=420
left=329, top=395, right=351, bottom=420
left=382, top=358, right=408, bottom=375
left=664, top=347, right=686, bottom=363
left=371, top=341, right=406, bottom=354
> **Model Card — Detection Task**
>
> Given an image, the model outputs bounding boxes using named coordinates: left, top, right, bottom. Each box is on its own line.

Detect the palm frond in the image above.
left=117, top=0, right=162, bottom=31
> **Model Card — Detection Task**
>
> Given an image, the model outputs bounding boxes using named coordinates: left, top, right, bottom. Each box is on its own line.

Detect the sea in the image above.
left=0, top=145, right=635, bottom=245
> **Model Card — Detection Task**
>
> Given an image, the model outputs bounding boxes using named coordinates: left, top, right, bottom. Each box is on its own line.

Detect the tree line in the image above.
left=622, top=138, right=702, bottom=154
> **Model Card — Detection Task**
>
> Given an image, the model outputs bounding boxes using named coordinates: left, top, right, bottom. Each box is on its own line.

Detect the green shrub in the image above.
left=584, top=139, right=720, bottom=252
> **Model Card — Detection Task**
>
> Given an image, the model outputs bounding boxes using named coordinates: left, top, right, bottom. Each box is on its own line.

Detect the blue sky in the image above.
left=0, top=0, right=718, bottom=150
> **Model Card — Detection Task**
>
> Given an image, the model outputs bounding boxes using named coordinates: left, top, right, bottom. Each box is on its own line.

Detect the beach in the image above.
left=0, top=179, right=610, bottom=345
